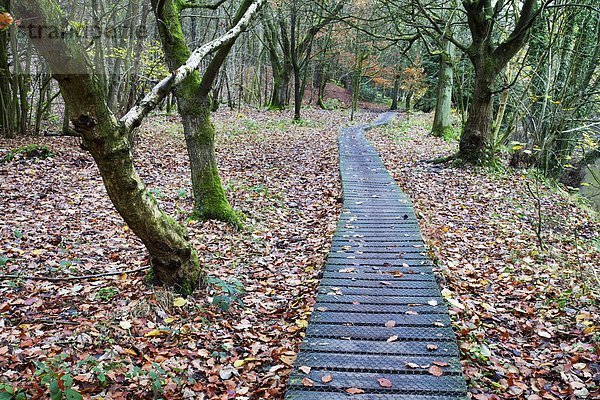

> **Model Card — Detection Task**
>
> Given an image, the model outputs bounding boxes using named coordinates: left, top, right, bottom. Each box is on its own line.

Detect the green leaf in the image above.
left=61, top=374, right=73, bottom=388
left=49, top=380, right=62, bottom=400
left=0, top=390, right=15, bottom=400
left=479, top=343, right=492, bottom=357
left=0, top=257, right=8, bottom=266
left=64, top=388, right=82, bottom=400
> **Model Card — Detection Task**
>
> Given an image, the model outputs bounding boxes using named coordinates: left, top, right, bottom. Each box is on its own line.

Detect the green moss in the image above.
left=147, top=250, right=204, bottom=296
left=174, top=251, right=203, bottom=296
left=144, top=268, right=157, bottom=285
left=432, top=126, right=456, bottom=141
left=191, top=178, right=243, bottom=228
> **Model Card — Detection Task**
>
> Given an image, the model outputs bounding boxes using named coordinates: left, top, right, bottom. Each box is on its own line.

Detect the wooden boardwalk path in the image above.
left=285, top=113, right=468, bottom=399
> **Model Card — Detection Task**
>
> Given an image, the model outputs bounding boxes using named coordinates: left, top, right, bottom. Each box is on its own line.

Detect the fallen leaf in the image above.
left=428, top=365, right=443, bottom=377
left=537, top=330, right=552, bottom=338
left=377, top=377, right=392, bottom=387
left=385, top=320, right=396, bottom=328
left=426, top=344, right=438, bottom=351
left=280, top=354, right=296, bottom=366
left=321, top=374, right=333, bottom=383
left=144, top=329, right=169, bottom=337
left=119, top=320, right=132, bottom=330
left=219, top=366, right=236, bottom=380
left=387, top=335, right=398, bottom=342
left=345, top=388, right=365, bottom=394
left=296, top=319, right=309, bottom=328
left=299, top=366, right=311, bottom=374
left=233, top=359, right=246, bottom=368
left=173, top=297, right=187, bottom=307
left=301, top=377, right=314, bottom=387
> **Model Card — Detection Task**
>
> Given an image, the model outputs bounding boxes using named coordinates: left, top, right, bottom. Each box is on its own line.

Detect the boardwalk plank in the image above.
left=284, top=113, right=467, bottom=399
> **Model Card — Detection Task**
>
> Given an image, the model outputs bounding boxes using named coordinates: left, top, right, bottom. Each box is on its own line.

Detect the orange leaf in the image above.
left=429, top=365, right=443, bottom=377
left=346, top=388, right=365, bottom=394
left=321, top=374, right=333, bottom=383
left=377, top=378, right=392, bottom=388
left=0, top=12, right=14, bottom=30
left=433, top=361, right=449, bottom=367
left=301, top=377, right=314, bottom=387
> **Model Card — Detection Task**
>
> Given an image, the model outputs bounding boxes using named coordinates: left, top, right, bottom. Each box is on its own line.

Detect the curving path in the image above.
left=285, top=113, right=468, bottom=399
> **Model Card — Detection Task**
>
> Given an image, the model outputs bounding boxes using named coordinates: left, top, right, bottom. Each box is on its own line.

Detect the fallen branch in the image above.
left=427, top=154, right=457, bottom=164
left=28, top=319, right=80, bottom=325
left=0, top=266, right=150, bottom=282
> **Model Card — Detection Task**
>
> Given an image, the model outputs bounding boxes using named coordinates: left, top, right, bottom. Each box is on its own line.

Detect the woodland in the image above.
left=0, top=0, right=599, bottom=399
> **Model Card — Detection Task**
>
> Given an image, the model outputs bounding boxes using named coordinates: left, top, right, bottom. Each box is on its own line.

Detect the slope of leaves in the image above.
left=366, top=113, right=600, bottom=400
left=0, top=108, right=373, bottom=399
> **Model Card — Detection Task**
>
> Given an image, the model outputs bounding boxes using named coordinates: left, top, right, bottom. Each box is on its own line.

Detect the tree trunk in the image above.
left=0, top=0, right=14, bottom=137
left=180, top=96, right=238, bottom=223
left=152, top=0, right=242, bottom=225
left=316, top=62, right=328, bottom=109
left=15, top=0, right=201, bottom=294
left=405, top=91, right=413, bottom=113
left=457, top=0, right=539, bottom=164
left=432, top=42, right=454, bottom=137
left=390, top=76, right=399, bottom=111
left=458, top=67, right=494, bottom=162
left=270, top=66, right=290, bottom=110
left=290, top=0, right=301, bottom=120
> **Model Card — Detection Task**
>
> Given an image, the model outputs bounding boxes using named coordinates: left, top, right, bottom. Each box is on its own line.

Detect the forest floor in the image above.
left=366, top=113, right=599, bottom=400
left=0, top=109, right=598, bottom=400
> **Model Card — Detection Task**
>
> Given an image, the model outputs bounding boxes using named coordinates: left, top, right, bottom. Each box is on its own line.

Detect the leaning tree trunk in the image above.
left=432, top=42, right=454, bottom=137
left=458, top=65, right=494, bottom=162
left=152, top=0, right=240, bottom=226
left=14, top=0, right=201, bottom=294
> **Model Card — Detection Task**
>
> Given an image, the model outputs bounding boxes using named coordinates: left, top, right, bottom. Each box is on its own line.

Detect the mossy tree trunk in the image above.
left=432, top=41, right=454, bottom=138
left=14, top=0, right=202, bottom=294
left=270, top=65, right=291, bottom=110
left=152, top=0, right=250, bottom=226
left=458, top=64, right=494, bottom=160
left=456, top=0, right=540, bottom=163
left=264, top=15, right=292, bottom=110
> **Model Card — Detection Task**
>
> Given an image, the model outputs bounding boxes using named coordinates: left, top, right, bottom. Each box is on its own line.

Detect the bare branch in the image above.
left=180, top=0, right=227, bottom=10
left=120, top=0, right=266, bottom=132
